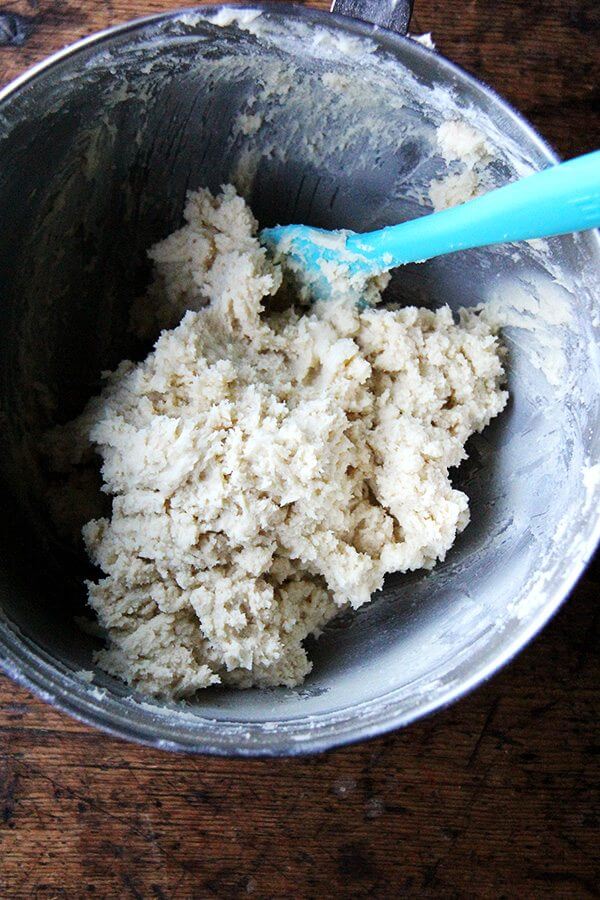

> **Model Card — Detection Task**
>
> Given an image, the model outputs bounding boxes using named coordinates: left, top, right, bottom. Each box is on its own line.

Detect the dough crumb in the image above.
left=74, top=669, right=95, bottom=683
left=429, top=169, right=480, bottom=212
left=48, top=186, right=507, bottom=698
left=430, top=120, right=493, bottom=211
left=436, top=120, right=492, bottom=168
left=410, top=32, right=435, bottom=50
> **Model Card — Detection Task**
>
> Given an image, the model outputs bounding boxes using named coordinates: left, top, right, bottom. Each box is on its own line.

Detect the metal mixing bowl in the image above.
left=0, top=2, right=598, bottom=755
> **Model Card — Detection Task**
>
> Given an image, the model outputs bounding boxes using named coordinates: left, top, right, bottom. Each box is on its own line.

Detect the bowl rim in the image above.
left=1, top=1, right=599, bottom=756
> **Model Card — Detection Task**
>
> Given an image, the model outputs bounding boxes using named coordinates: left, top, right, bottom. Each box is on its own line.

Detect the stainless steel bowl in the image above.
left=0, top=2, right=598, bottom=755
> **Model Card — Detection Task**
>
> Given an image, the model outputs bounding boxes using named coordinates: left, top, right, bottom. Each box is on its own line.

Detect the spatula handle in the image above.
left=347, top=150, right=600, bottom=271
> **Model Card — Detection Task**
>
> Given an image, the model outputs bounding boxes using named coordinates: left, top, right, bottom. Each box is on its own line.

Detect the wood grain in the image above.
left=0, top=1, right=599, bottom=897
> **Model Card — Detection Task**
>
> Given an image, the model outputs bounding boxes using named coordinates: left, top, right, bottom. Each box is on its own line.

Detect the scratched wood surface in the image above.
left=0, top=1, right=599, bottom=897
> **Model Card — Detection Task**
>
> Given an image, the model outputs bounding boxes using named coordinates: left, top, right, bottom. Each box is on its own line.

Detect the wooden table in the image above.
left=0, top=1, right=598, bottom=896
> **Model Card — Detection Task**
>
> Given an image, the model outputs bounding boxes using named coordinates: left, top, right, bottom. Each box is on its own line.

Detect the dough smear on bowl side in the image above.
left=46, top=185, right=507, bottom=698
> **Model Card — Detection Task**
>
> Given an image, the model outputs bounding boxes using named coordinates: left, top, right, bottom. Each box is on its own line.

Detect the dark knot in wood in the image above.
left=0, top=12, right=34, bottom=47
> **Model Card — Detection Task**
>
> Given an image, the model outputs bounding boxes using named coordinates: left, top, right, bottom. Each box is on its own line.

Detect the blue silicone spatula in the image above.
left=261, top=150, right=600, bottom=300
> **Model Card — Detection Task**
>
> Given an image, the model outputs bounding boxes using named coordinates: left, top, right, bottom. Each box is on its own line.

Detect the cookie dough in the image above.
left=49, top=186, right=507, bottom=697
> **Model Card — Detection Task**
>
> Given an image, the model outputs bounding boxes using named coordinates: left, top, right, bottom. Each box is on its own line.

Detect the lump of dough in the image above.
left=429, top=119, right=493, bottom=211
left=48, top=186, right=507, bottom=698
